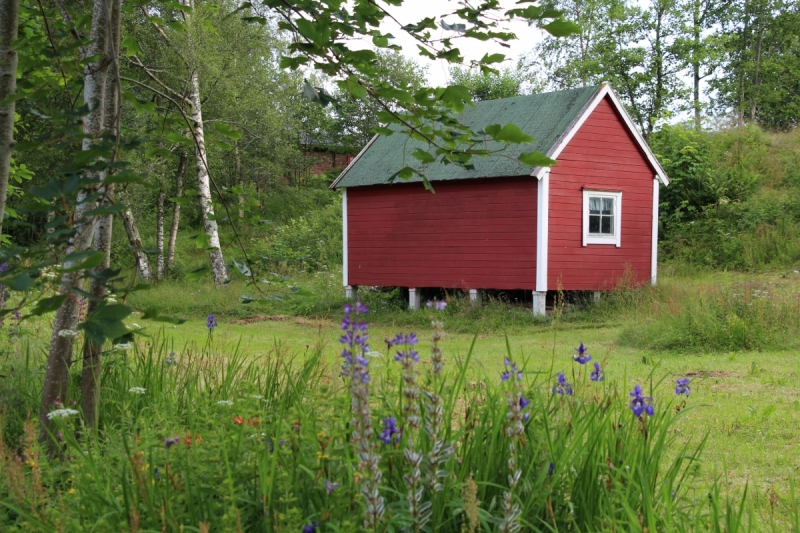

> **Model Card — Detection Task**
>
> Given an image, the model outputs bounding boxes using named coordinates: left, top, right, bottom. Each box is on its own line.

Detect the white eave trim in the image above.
left=329, top=134, right=380, bottom=190
left=531, top=83, right=670, bottom=186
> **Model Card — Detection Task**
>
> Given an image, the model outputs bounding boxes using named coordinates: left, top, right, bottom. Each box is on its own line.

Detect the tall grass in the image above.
left=2, top=308, right=797, bottom=531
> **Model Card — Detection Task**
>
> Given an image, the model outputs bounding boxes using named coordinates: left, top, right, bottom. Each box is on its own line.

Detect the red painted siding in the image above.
left=347, top=177, right=538, bottom=289
left=547, top=96, right=655, bottom=290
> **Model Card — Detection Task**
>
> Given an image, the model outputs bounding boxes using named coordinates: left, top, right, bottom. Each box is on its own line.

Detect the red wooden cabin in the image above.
left=330, top=83, right=669, bottom=315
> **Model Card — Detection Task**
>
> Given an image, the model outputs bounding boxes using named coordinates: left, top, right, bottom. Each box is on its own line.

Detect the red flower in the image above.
left=232, top=416, right=244, bottom=425
left=246, top=417, right=259, bottom=426
left=184, top=434, right=202, bottom=448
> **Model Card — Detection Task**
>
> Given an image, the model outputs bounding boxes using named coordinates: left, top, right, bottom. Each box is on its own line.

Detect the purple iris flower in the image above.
left=675, top=378, right=690, bottom=397
left=164, top=436, right=180, bottom=449
left=552, top=372, right=573, bottom=396
left=629, top=385, right=655, bottom=418
left=548, top=462, right=555, bottom=476
left=302, top=522, right=319, bottom=533
left=573, top=342, right=592, bottom=364
left=206, top=314, right=218, bottom=330
left=325, top=479, right=339, bottom=495
left=379, top=417, right=401, bottom=444
left=590, top=362, right=604, bottom=382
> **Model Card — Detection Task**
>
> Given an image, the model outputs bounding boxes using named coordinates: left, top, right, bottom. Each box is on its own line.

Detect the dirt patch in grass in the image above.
left=683, top=370, right=735, bottom=378
left=230, top=315, right=332, bottom=328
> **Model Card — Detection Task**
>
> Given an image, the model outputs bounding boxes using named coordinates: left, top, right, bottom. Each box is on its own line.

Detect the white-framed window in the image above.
left=582, top=190, right=622, bottom=247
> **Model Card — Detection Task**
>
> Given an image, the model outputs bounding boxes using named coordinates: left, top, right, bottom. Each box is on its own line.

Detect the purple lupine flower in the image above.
left=573, top=342, right=592, bottom=364
left=552, top=372, right=573, bottom=396
left=379, top=417, right=401, bottom=444
left=675, top=378, right=690, bottom=397
left=325, top=479, right=339, bottom=495
left=154, top=467, right=160, bottom=481
left=206, top=314, right=218, bottom=330
left=165, top=352, right=178, bottom=366
left=426, top=299, right=446, bottom=310
left=629, top=385, right=655, bottom=418
left=548, top=462, right=555, bottom=476
left=501, top=358, right=523, bottom=382
left=590, top=361, right=604, bottom=382
left=356, top=301, right=369, bottom=314
left=519, top=396, right=530, bottom=409
left=302, top=522, right=319, bottom=533
left=164, top=436, right=180, bottom=449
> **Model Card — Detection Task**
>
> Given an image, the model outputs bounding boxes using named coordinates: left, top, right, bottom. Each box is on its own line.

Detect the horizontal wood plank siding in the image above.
left=548, top=95, right=655, bottom=290
left=348, top=177, right=538, bottom=289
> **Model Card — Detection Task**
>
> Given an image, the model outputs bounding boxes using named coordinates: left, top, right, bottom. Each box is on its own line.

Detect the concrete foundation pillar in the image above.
left=345, top=285, right=357, bottom=299
left=532, top=291, right=547, bottom=316
left=592, top=291, right=601, bottom=303
left=469, top=289, right=481, bottom=306
left=409, top=288, right=421, bottom=311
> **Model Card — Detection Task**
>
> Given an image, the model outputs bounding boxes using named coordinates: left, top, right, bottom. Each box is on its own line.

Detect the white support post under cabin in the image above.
left=469, top=289, right=481, bottom=305
left=408, top=288, right=421, bottom=311
left=533, top=168, right=550, bottom=316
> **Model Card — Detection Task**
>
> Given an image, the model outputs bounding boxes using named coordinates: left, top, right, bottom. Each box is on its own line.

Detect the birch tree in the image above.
left=167, top=151, right=186, bottom=272
left=0, top=0, right=18, bottom=238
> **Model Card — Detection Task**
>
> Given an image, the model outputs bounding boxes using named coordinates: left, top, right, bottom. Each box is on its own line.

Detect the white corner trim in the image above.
left=651, top=177, right=659, bottom=285
left=536, top=169, right=550, bottom=292
left=582, top=190, right=622, bottom=247
left=532, top=83, right=670, bottom=186
left=342, top=188, right=348, bottom=287
left=329, top=134, right=380, bottom=190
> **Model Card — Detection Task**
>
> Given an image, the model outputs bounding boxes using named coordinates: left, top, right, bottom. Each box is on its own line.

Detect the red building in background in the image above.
left=331, top=83, right=669, bottom=315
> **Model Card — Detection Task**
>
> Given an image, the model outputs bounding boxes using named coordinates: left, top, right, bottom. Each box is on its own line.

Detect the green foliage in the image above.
left=1, top=321, right=791, bottom=531
left=448, top=65, right=539, bottom=101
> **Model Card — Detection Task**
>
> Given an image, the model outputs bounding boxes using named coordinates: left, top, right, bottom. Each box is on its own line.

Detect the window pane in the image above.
left=602, top=198, right=614, bottom=215
left=601, top=215, right=613, bottom=234
left=589, top=215, right=600, bottom=233
left=589, top=197, right=600, bottom=214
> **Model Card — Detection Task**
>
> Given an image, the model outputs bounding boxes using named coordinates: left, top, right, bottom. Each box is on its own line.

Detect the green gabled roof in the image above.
left=332, top=85, right=601, bottom=189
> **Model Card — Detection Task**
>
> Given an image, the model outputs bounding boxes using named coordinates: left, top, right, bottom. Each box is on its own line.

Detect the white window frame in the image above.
left=582, top=190, right=622, bottom=247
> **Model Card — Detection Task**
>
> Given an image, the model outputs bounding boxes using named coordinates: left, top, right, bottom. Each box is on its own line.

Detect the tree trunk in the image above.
left=235, top=144, right=244, bottom=220
left=692, top=0, right=701, bottom=130
left=167, top=151, right=186, bottom=272
left=0, top=0, right=19, bottom=237
left=156, top=190, right=165, bottom=279
left=188, top=69, right=228, bottom=285
left=81, top=0, right=121, bottom=433
left=40, top=0, right=110, bottom=450
left=120, top=191, right=152, bottom=282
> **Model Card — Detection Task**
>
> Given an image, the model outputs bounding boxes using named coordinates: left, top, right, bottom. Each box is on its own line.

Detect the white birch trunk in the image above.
left=0, top=0, right=19, bottom=237
left=156, top=190, right=165, bottom=279
left=167, top=151, right=186, bottom=272
left=81, top=0, right=121, bottom=432
left=120, top=192, right=152, bottom=281
left=188, top=70, right=228, bottom=285
left=40, top=0, right=110, bottom=448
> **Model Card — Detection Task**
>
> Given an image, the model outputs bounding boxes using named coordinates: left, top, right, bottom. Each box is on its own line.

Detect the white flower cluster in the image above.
left=215, top=400, right=234, bottom=406
left=113, top=343, right=133, bottom=351
left=106, top=295, right=118, bottom=304
left=128, top=387, right=146, bottom=394
left=47, top=408, right=79, bottom=420
left=58, top=329, right=78, bottom=338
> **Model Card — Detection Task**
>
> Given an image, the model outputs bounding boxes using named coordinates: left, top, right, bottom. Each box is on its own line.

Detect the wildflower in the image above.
left=426, top=299, right=447, bottom=310
left=501, top=358, right=523, bottom=382
left=154, top=467, right=160, bottom=481
left=46, top=408, right=79, bottom=419
left=184, top=434, right=201, bottom=448
left=128, top=387, right=146, bottom=394
left=165, top=352, right=178, bottom=366
left=206, top=314, right=218, bottom=330
left=325, top=479, right=339, bottom=495
left=552, top=373, right=573, bottom=396
left=629, top=385, right=655, bottom=418
left=379, top=416, right=401, bottom=444
left=106, top=296, right=118, bottom=304
left=675, top=378, right=691, bottom=397
left=232, top=416, right=244, bottom=425
left=519, top=396, right=530, bottom=409
left=215, top=400, right=234, bottom=406
left=113, top=343, right=132, bottom=351
left=164, top=437, right=180, bottom=449
left=302, top=523, right=319, bottom=533
left=590, top=362, right=604, bottom=382
left=58, top=329, right=78, bottom=338
left=573, top=342, right=592, bottom=364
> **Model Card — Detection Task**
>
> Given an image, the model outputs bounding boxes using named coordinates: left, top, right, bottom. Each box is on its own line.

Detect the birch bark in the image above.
left=0, top=0, right=19, bottom=237
left=156, top=190, right=165, bottom=279
left=81, top=0, right=121, bottom=432
left=120, top=190, right=152, bottom=281
left=40, top=0, right=110, bottom=448
left=167, top=151, right=186, bottom=272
